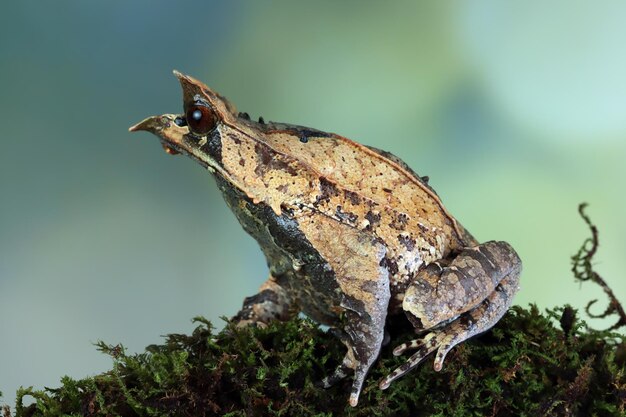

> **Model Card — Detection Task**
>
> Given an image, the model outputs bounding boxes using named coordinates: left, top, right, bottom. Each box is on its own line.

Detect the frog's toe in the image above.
left=320, top=352, right=370, bottom=407
left=392, top=332, right=436, bottom=356
left=320, top=362, right=351, bottom=388
left=379, top=334, right=441, bottom=390
left=432, top=332, right=467, bottom=371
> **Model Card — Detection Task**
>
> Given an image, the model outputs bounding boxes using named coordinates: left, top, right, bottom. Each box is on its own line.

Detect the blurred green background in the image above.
left=1, top=0, right=625, bottom=407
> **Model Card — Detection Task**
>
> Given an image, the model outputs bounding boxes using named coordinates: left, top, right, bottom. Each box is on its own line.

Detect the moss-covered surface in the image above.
left=3, top=205, right=625, bottom=417
left=3, top=308, right=625, bottom=417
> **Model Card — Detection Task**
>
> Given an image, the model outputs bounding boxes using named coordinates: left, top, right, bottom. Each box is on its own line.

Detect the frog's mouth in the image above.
left=129, top=114, right=187, bottom=155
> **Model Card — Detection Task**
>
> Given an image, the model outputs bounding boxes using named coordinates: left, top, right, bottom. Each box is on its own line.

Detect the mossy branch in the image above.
left=2, top=206, right=625, bottom=417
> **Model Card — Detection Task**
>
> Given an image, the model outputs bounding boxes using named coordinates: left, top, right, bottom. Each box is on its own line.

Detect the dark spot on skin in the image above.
left=227, top=132, right=242, bottom=145
left=255, top=142, right=273, bottom=166
left=397, top=234, right=416, bottom=251
left=239, top=158, right=245, bottom=166
left=316, top=177, right=340, bottom=204
left=254, top=142, right=298, bottom=177
left=417, top=223, right=428, bottom=233
left=335, top=205, right=358, bottom=224
left=382, top=188, right=392, bottom=193
left=419, top=233, right=437, bottom=252
left=389, top=212, right=409, bottom=231
left=258, top=116, right=265, bottom=124
left=379, top=256, right=399, bottom=276
left=365, top=199, right=379, bottom=210
left=280, top=162, right=298, bottom=177
left=238, top=112, right=250, bottom=120
left=344, top=190, right=362, bottom=206
left=365, top=211, right=381, bottom=228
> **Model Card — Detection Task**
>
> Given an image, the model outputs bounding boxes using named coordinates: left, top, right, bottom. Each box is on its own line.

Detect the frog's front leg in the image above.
left=380, top=241, right=521, bottom=389
left=298, top=211, right=390, bottom=407
left=233, top=275, right=296, bottom=326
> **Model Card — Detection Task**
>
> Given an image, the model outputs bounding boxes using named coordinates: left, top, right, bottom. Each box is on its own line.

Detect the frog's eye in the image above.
left=185, top=104, right=217, bottom=135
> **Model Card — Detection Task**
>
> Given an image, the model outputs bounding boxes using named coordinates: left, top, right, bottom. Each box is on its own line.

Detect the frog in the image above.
left=129, top=71, right=522, bottom=407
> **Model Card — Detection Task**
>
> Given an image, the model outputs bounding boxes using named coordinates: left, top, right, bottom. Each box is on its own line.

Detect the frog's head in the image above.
left=129, top=70, right=239, bottom=170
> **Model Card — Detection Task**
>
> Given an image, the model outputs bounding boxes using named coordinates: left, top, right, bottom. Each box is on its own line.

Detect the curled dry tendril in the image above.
left=571, top=203, right=626, bottom=331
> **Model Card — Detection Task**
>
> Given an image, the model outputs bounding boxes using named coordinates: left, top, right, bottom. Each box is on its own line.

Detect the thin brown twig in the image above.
left=571, top=203, right=626, bottom=331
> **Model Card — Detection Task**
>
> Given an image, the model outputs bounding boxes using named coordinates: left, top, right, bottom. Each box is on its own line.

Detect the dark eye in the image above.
left=185, top=105, right=216, bottom=135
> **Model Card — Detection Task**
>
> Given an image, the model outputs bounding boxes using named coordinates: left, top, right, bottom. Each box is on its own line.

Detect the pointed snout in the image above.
left=129, top=115, right=160, bottom=133
left=128, top=114, right=178, bottom=134
left=129, top=113, right=189, bottom=157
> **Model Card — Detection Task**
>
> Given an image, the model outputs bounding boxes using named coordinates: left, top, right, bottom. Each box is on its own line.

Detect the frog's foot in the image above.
left=320, top=353, right=354, bottom=388
left=233, top=275, right=295, bottom=326
left=320, top=327, right=393, bottom=389
left=380, top=271, right=520, bottom=390
left=323, top=291, right=390, bottom=407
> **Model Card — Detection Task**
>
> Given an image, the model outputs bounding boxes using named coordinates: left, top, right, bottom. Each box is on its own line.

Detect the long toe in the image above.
left=379, top=341, right=439, bottom=390
left=393, top=332, right=437, bottom=356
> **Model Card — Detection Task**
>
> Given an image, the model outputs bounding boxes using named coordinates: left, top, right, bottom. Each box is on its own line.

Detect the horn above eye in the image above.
left=185, top=104, right=217, bottom=135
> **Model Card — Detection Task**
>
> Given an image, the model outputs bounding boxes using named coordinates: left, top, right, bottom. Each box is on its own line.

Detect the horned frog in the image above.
left=130, top=71, right=522, bottom=407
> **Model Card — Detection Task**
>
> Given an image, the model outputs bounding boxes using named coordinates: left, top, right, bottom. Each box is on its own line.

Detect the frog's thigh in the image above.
left=403, top=240, right=521, bottom=330
left=298, top=212, right=390, bottom=407
left=233, top=274, right=296, bottom=326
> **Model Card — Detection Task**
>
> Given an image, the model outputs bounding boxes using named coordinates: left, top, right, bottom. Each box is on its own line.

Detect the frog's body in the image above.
left=130, top=71, right=522, bottom=407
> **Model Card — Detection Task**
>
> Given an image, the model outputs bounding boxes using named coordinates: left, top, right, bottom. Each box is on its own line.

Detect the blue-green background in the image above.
left=1, top=1, right=625, bottom=407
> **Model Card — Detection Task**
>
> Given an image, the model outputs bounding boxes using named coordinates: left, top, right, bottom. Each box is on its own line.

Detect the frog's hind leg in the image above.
left=380, top=273, right=519, bottom=389
left=380, top=241, right=521, bottom=389
left=233, top=274, right=296, bottom=326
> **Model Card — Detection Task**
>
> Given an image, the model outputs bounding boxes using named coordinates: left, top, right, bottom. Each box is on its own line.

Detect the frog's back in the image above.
left=256, top=124, right=468, bottom=275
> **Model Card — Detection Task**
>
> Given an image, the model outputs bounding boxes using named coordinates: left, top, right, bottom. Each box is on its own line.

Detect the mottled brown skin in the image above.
left=130, top=71, right=522, bottom=407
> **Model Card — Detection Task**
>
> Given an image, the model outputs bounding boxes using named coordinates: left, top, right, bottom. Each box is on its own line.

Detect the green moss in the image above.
left=5, top=308, right=625, bottom=417
left=4, top=205, right=625, bottom=417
